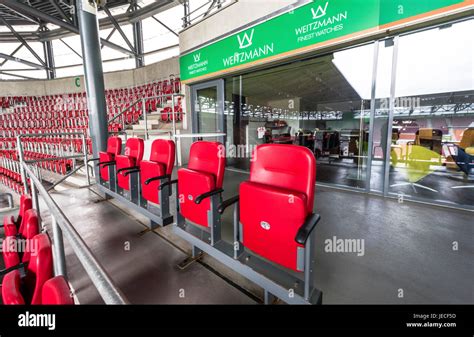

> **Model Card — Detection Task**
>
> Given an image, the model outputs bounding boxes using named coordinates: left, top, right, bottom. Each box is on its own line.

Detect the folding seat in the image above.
left=41, top=276, right=74, bottom=305
left=116, top=138, right=144, bottom=191
left=238, top=144, right=319, bottom=271
left=161, top=107, right=171, bottom=123
left=1, top=270, right=25, bottom=305
left=2, top=209, right=39, bottom=269
left=97, top=136, right=122, bottom=182
left=176, top=142, right=225, bottom=230
left=1, top=233, right=53, bottom=305
left=2, top=195, right=33, bottom=238
left=140, top=140, right=175, bottom=204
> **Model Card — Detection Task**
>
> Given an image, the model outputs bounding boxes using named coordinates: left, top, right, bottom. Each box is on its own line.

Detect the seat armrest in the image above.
left=0, top=262, right=26, bottom=278
left=123, top=169, right=141, bottom=177
left=145, top=175, right=170, bottom=185
left=117, top=166, right=140, bottom=175
left=295, top=213, right=321, bottom=245
left=99, top=161, right=116, bottom=168
left=159, top=179, right=178, bottom=191
left=218, top=196, right=239, bottom=214
left=195, top=189, right=224, bottom=205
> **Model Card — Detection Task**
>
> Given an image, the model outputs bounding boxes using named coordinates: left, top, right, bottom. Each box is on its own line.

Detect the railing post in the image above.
left=172, top=94, right=177, bottom=141
left=81, top=132, right=90, bottom=186
left=51, top=214, right=68, bottom=278
left=16, top=135, right=29, bottom=195
left=142, top=98, right=148, bottom=140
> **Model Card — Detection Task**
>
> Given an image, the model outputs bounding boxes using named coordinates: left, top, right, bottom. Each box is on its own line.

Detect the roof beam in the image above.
left=0, top=52, right=46, bottom=70
left=0, top=16, right=47, bottom=68
left=0, top=44, right=23, bottom=67
left=101, top=5, right=136, bottom=54
left=0, top=70, right=37, bottom=80
left=48, top=0, right=73, bottom=24
left=0, top=0, right=136, bottom=56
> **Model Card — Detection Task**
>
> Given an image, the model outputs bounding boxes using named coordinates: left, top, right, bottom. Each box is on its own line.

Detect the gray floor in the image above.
left=38, top=188, right=256, bottom=305
left=216, top=170, right=474, bottom=304
left=1, top=169, right=473, bottom=304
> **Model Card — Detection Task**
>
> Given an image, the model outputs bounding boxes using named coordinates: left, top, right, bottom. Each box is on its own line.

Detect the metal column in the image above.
left=132, top=1, right=144, bottom=68
left=183, top=0, right=190, bottom=28
left=76, top=0, right=109, bottom=168
left=43, top=38, right=56, bottom=80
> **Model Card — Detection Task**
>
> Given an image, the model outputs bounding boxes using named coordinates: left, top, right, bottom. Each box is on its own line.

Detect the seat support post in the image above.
left=158, top=179, right=171, bottom=223
left=129, top=173, right=140, bottom=204
left=233, top=202, right=244, bottom=259
left=108, top=165, right=117, bottom=193
left=264, top=290, right=277, bottom=305
left=208, top=194, right=222, bottom=246
left=303, top=229, right=316, bottom=301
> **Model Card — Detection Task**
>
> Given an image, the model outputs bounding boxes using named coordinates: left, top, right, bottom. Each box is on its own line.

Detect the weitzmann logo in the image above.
left=237, top=29, right=255, bottom=49
left=18, top=312, right=56, bottom=331
left=311, top=1, right=329, bottom=19
left=223, top=29, right=274, bottom=67
left=193, top=53, right=201, bottom=63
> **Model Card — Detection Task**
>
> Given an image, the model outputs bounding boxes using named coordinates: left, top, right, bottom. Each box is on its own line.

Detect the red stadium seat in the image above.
left=2, top=195, right=32, bottom=237
left=140, top=140, right=176, bottom=204
left=239, top=144, right=317, bottom=272
left=41, top=276, right=74, bottom=305
left=1, top=233, right=53, bottom=305
left=1, top=270, right=25, bottom=305
left=99, top=136, right=122, bottom=182
left=2, top=209, right=39, bottom=269
left=116, top=138, right=144, bottom=191
left=177, top=142, right=225, bottom=228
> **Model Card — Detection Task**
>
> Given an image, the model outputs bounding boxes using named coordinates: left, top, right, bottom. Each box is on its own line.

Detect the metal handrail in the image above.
left=108, top=93, right=185, bottom=141
left=17, top=131, right=91, bottom=192
left=108, top=98, right=142, bottom=124
left=21, top=162, right=129, bottom=305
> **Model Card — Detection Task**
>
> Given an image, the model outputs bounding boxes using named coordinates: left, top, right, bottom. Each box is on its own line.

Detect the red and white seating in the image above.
left=98, top=136, right=122, bottom=182
left=2, top=194, right=32, bottom=238
left=140, top=140, right=176, bottom=204
left=116, top=138, right=144, bottom=191
left=41, top=276, right=74, bottom=305
left=239, top=144, right=318, bottom=272
left=177, top=141, right=225, bottom=228
left=2, top=209, right=39, bottom=270
left=1, top=233, right=53, bottom=305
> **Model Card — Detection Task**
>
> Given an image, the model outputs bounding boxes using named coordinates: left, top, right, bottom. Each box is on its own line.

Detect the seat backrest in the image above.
left=107, top=136, right=122, bottom=156
left=249, top=144, right=316, bottom=213
left=460, top=128, right=474, bottom=149
left=187, top=142, right=226, bottom=189
left=24, top=233, right=53, bottom=304
left=124, top=138, right=144, bottom=165
left=19, top=209, right=40, bottom=263
left=149, top=140, right=176, bottom=176
left=42, top=276, right=74, bottom=305
left=18, top=194, right=33, bottom=224
left=20, top=209, right=39, bottom=239
left=1, top=270, right=25, bottom=305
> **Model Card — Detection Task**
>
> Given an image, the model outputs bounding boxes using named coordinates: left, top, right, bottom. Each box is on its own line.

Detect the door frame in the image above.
left=191, top=79, right=225, bottom=144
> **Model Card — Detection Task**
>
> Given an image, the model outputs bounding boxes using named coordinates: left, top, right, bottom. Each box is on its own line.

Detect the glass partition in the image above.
left=388, top=20, right=474, bottom=207
left=224, top=43, right=375, bottom=189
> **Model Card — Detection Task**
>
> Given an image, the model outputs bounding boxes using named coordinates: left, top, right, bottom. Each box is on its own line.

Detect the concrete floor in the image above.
left=1, top=168, right=473, bottom=304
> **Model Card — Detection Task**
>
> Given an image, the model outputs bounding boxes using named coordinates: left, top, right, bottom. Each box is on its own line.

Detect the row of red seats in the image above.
left=0, top=118, right=88, bottom=130
left=1, top=195, right=74, bottom=305
left=0, top=158, right=27, bottom=194
left=99, top=137, right=320, bottom=300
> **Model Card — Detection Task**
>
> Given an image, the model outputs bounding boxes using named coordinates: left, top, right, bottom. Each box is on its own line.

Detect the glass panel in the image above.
left=225, top=43, right=375, bottom=189
left=388, top=20, right=474, bottom=207
left=370, top=39, right=395, bottom=193
left=196, top=86, right=219, bottom=134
